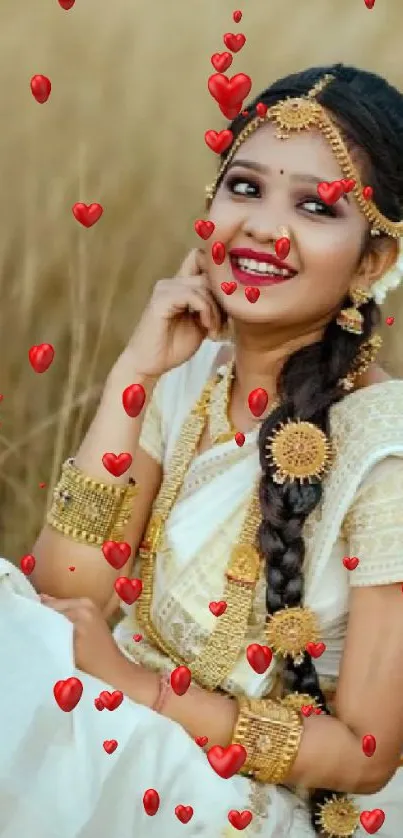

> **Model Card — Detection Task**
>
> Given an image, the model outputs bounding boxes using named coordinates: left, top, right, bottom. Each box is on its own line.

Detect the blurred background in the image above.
left=0, top=0, right=402, bottom=560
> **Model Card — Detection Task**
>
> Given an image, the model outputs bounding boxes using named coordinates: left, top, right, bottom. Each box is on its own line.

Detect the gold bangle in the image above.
left=231, top=696, right=303, bottom=784
left=46, top=458, right=139, bottom=546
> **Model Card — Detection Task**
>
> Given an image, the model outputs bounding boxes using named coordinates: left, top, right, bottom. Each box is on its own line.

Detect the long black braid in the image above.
left=216, top=63, right=403, bottom=832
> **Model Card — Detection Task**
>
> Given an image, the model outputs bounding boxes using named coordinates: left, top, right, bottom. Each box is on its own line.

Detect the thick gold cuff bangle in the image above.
left=231, top=696, right=303, bottom=785
left=46, top=458, right=139, bottom=546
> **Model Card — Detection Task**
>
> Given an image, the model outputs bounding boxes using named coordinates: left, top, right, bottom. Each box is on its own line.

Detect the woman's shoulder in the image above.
left=330, top=373, right=403, bottom=456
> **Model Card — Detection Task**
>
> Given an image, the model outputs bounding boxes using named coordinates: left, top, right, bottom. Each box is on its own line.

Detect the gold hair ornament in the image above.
left=265, top=419, right=333, bottom=485
left=316, top=796, right=360, bottom=838
left=265, top=605, right=320, bottom=664
left=339, top=334, right=383, bottom=391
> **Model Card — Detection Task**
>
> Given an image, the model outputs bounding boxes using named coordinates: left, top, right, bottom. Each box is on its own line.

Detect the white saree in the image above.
left=1, top=338, right=403, bottom=838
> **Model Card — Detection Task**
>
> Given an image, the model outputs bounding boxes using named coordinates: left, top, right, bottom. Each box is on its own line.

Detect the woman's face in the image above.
left=205, top=121, right=369, bottom=333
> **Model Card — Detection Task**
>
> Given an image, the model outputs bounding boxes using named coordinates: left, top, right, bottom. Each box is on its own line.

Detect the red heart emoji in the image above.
left=39, top=482, right=46, bottom=488
left=58, top=0, right=76, bottom=7
left=122, top=383, right=146, bottom=418
left=219, top=102, right=243, bottom=120
left=208, top=73, right=252, bottom=108
left=256, top=102, right=268, bottom=117
left=234, top=432, right=245, bottom=447
left=20, top=554, right=36, bottom=575
left=386, top=316, right=395, bottom=326
left=244, top=287, right=260, bottom=304
left=143, top=788, right=160, bottom=816
left=102, top=452, right=132, bottom=476
left=223, top=33, right=246, bottom=53
left=29, top=343, right=55, bottom=373
left=102, top=541, right=131, bottom=570
left=175, top=805, right=194, bottom=824
left=221, top=281, right=237, bottom=295
left=205, top=129, right=233, bottom=154
left=341, top=178, right=356, bottom=193
left=306, top=641, right=326, bottom=658
left=233, top=10, right=242, bottom=23
left=114, top=576, right=142, bottom=605
left=362, top=185, right=373, bottom=200
left=207, top=743, right=247, bottom=778
left=248, top=388, right=268, bottom=418
left=242, top=110, right=249, bottom=117
left=211, top=52, right=233, bottom=73
left=94, top=697, right=105, bottom=711
left=364, top=0, right=376, bottom=8
left=0, top=394, right=3, bottom=401
left=98, top=690, right=124, bottom=711
left=195, top=735, right=209, bottom=747
left=103, top=739, right=118, bottom=754
left=170, top=665, right=192, bottom=696
left=317, top=181, right=344, bottom=205
left=228, top=810, right=253, bottom=830
left=301, top=705, right=314, bottom=717
left=72, top=202, right=103, bottom=228
left=275, top=237, right=290, bottom=260
left=362, top=734, right=376, bottom=757
left=343, top=556, right=360, bottom=571
left=194, top=219, right=215, bottom=240
left=209, top=600, right=227, bottom=617
left=53, top=677, right=83, bottom=712
left=30, top=74, right=51, bottom=104
left=360, top=809, right=385, bottom=834
left=133, top=633, right=143, bottom=642
left=212, top=242, right=226, bottom=265
left=246, top=643, right=273, bottom=674
left=68, top=566, right=75, bottom=571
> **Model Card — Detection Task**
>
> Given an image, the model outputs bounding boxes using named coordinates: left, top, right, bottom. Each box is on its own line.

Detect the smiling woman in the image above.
left=1, top=63, right=403, bottom=838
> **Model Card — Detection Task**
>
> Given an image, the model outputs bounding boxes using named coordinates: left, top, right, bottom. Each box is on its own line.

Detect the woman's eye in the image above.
left=226, top=177, right=260, bottom=197
left=300, top=198, right=335, bottom=216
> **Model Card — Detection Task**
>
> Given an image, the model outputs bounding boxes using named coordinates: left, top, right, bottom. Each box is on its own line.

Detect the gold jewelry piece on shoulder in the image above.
left=46, top=458, right=139, bottom=546
left=231, top=695, right=303, bottom=784
left=280, top=692, right=319, bottom=712
left=265, top=419, right=333, bottom=485
left=266, top=606, right=319, bottom=665
left=336, top=287, right=371, bottom=335
left=339, top=334, right=383, bottom=391
left=316, top=795, right=360, bottom=838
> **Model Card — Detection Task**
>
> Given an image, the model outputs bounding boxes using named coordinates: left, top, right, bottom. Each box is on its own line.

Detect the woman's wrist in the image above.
left=105, top=347, right=160, bottom=398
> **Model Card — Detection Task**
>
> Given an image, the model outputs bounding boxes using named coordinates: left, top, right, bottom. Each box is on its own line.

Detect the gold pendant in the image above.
left=266, top=606, right=319, bottom=662
left=316, top=796, right=360, bottom=838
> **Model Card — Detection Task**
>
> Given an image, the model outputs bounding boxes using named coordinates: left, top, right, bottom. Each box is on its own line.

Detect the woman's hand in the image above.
left=40, top=594, right=127, bottom=683
left=127, top=249, right=225, bottom=378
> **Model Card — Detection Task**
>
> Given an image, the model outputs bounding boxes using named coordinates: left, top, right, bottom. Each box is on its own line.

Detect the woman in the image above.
left=1, top=62, right=403, bottom=838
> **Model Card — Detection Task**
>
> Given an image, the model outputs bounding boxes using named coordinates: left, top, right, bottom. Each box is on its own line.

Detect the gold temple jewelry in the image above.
left=209, top=361, right=238, bottom=444
left=231, top=695, right=303, bottom=784
left=336, top=287, right=371, bottom=335
left=46, top=458, right=139, bottom=546
left=265, top=419, right=333, bottom=485
left=205, top=74, right=403, bottom=239
left=339, top=334, right=383, bottom=392
left=316, top=796, right=360, bottom=838
left=266, top=606, right=320, bottom=664
left=280, top=692, right=320, bottom=713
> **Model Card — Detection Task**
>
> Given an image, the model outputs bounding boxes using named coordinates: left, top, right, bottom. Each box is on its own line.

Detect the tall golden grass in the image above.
left=0, top=0, right=402, bottom=560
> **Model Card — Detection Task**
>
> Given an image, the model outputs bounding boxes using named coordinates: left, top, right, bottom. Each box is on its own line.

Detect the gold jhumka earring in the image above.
left=336, top=287, right=371, bottom=335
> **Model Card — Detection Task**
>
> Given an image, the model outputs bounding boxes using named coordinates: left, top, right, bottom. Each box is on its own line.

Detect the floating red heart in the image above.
left=143, top=789, right=160, bottom=816
left=363, top=0, right=376, bottom=8
left=114, top=576, right=142, bottom=605
left=195, top=219, right=215, bottom=240
left=223, top=33, right=246, bottom=53
left=360, top=809, right=385, bottom=834
left=220, top=102, right=244, bottom=119
left=102, top=451, right=132, bottom=476
left=205, top=130, right=233, bottom=154
left=98, top=690, right=124, bottom=711
left=72, top=203, right=103, bottom=228
left=235, top=431, right=245, bottom=447
left=246, top=643, right=273, bottom=674
left=170, top=665, right=192, bottom=696
left=58, top=0, right=76, bottom=7
left=221, top=281, right=237, bottom=295
left=386, top=316, right=395, bottom=326
left=248, top=387, right=268, bottom=417
left=20, top=554, right=36, bottom=575
left=94, top=697, right=105, bottom=711
left=29, top=343, right=55, bottom=373
left=242, top=110, right=249, bottom=117
left=209, top=600, right=227, bottom=617
left=207, top=743, right=247, bottom=778
left=68, top=566, right=75, bottom=572
left=341, top=178, right=356, bottom=193
left=317, top=181, right=344, bottom=205
left=195, top=735, right=209, bottom=747
left=212, top=242, right=226, bottom=265
left=275, top=237, right=290, bottom=260
left=122, top=383, right=146, bottom=417
left=228, top=810, right=253, bottom=830
left=362, top=185, right=374, bottom=200
left=30, top=75, right=51, bottom=104
left=211, top=52, right=233, bottom=73
left=233, top=10, right=242, bottom=23
left=102, top=540, right=131, bottom=569
left=342, top=556, right=359, bottom=571
left=362, top=734, right=376, bottom=757
left=306, top=641, right=326, bottom=658
left=133, top=633, right=143, bottom=642
left=208, top=73, right=252, bottom=109
left=103, top=739, right=118, bottom=754
left=175, top=805, right=194, bottom=824
left=53, top=677, right=83, bottom=712
left=244, top=287, right=260, bottom=304
left=39, top=482, right=46, bottom=488
left=301, top=705, right=314, bottom=717
left=256, top=102, right=268, bottom=117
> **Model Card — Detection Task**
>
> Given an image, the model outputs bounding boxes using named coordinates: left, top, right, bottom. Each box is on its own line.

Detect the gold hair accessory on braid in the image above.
left=316, top=796, right=360, bottom=838
left=205, top=73, right=403, bottom=241
left=266, top=605, right=320, bottom=665
left=265, top=419, right=333, bottom=485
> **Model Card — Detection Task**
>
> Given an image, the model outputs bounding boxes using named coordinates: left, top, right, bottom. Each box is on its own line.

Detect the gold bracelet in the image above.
left=231, top=696, right=303, bottom=784
left=46, top=458, right=139, bottom=546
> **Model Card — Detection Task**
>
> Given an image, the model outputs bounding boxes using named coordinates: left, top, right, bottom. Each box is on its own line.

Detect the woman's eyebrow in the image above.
left=226, top=159, right=350, bottom=202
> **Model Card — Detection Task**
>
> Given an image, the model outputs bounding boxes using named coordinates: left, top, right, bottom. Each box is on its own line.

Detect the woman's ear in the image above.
left=357, top=236, right=399, bottom=292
